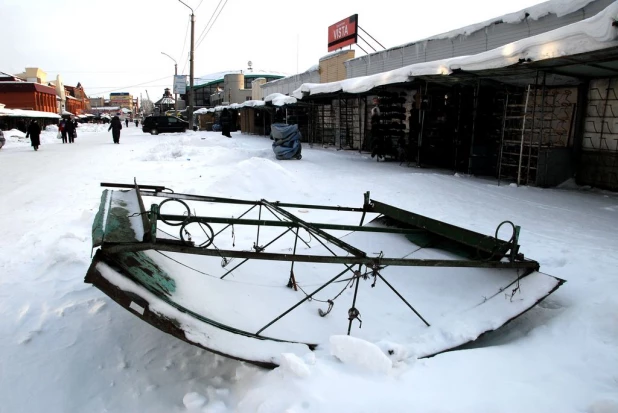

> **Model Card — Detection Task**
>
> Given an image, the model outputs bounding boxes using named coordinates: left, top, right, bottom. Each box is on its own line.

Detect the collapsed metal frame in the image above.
left=98, top=181, right=540, bottom=339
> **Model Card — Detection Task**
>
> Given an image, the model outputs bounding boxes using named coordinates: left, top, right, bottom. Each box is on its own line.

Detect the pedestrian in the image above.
left=109, top=113, right=123, bottom=144
left=125, top=118, right=129, bottom=128
left=134, top=119, right=139, bottom=127
left=65, top=119, right=76, bottom=143
left=220, top=108, right=232, bottom=138
left=59, top=119, right=67, bottom=143
left=370, top=97, right=385, bottom=160
left=26, top=120, right=41, bottom=151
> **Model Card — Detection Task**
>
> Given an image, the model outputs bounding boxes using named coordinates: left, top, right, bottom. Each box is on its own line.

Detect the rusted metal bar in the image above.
left=368, top=200, right=514, bottom=258
left=256, top=267, right=350, bottom=335
left=159, top=214, right=422, bottom=235
left=261, top=200, right=367, bottom=258
left=376, top=273, right=430, bottom=327
left=102, top=242, right=539, bottom=270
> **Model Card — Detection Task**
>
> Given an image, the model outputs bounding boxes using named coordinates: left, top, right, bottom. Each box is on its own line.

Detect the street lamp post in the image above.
left=178, top=0, right=195, bottom=130
left=161, top=52, right=178, bottom=111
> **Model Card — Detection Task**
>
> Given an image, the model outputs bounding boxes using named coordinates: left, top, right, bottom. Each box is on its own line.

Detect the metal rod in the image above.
left=261, top=203, right=312, bottom=249
left=105, top=243, right=540, bottom=269
left=497, top=90, right=509, bottom=186
left=377, top=273, right=430, bottom=327
left=220, top=227, right=294, bottom=279
left=517, top=85, right=532, bottom=186
left=262, top=200, right=367, bottom=258
left=256, top=267, right=349, bottom=335
left=212, top=204, right=257, bottom=238
left=526, top=71, right=540, bottom=186
left=256, top=205, right=262, bottom=247
left=290, top=228, right=300, bottom=284
left=358, top=25, right=386, bottom=49
left=347, top=265, right=362, bottom=335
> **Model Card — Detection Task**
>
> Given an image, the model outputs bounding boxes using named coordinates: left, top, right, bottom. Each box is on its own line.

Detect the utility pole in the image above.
left=161, top=52, right=178, bottom=111
left=179, top=0, right=195, bottom=130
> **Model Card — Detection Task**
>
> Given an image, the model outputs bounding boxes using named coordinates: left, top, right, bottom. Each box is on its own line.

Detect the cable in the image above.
left=195, top=0, right=223, bottom=47
left=195, top=0, right=204, bottom=11
left=196, top=0, right=228, bottom=49
left=178, top=18, right=191, bottom=65
left=89, top=76, right=170, bottom=96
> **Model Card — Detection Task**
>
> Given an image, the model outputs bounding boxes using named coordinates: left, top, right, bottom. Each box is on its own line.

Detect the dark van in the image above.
left=142, top=116, right=189, bottom=135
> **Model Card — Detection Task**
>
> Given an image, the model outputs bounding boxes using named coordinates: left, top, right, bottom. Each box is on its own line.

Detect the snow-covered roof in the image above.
left=293, top=2, right=618, bottom=98
left=0, top=107, right=61, bottom=119
left=426, top=0, right=597, bottom=42
left=91, top=106, right=120, bottom=111
left=265, top=93, right=297, bottom=106
left=196, top=93, right=297, bottom=114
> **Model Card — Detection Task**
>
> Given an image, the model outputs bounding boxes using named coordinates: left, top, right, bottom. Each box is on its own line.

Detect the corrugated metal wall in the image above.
left=261, top=70, right=320, bottom=97
left=345, top=0, right=613, bottom=79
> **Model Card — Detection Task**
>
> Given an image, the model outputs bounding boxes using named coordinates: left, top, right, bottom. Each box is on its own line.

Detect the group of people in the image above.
left=59, top=118, right=78, bottom=144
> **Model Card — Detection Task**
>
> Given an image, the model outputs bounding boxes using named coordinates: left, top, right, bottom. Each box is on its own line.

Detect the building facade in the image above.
left=190, top=71, right=285, bottom=108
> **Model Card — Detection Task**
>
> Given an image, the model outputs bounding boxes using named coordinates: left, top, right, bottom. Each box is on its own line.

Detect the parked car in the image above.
left=142, top=115, right=189, bottom=135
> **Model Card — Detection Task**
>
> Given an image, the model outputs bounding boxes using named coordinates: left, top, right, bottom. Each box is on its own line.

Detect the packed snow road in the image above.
left=0, top=124, right=617, bottom=413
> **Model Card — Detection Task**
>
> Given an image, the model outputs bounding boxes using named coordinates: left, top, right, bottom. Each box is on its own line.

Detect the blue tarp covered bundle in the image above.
left=271, top=123, right=302, bottom=160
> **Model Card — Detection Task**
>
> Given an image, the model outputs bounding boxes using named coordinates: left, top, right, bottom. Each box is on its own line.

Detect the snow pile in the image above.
left=45, top=124, right=59, bottom=132
left=330, top=335, right=392, bottom=374
left=278, top=353, right=311, bottom=378
left=140, top=139, right=204, bottom=161
left=183, top=392, right=208, bottom=410
left=77, top=123, right=108, bottom=133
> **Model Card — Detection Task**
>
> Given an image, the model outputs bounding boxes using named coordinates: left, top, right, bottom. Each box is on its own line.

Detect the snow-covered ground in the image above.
left=0, top=124, right=617, bottom=413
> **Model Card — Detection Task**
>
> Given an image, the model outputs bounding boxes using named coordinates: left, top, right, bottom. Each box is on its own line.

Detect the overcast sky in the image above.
left=1, top=0, right=546, bottom=103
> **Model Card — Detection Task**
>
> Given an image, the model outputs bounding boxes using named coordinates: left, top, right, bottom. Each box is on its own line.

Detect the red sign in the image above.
left=328, top=14, right=358, bottom=52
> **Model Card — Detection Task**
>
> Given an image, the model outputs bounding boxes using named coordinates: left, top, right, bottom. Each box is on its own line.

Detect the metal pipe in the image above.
left=256, top=267, right=349, bottom=335
left=103, top=243, right=540, bottom=270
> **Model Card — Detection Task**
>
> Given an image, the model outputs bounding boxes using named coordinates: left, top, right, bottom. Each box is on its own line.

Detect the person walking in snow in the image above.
left=65, top=119, right=76, bottom=144
left=59, top=119, right=68, bottom=143
left=220, top=108, right=232, bottom=138
left=135, top=119, right=139, bottom=127
left=26, top=120, right=42, bottom=151
left=125, top=118, right=129, bottom=128
left=109, top=114, right=123, bottom=144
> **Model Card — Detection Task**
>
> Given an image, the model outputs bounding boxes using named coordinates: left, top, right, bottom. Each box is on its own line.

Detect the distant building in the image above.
left=189, top=70, right=286, bottom=108
left=89, top=97, right=105, bottom=108
left=154, top=88, right=175, bottom=113
left=110, top=92, right=134, bottom=112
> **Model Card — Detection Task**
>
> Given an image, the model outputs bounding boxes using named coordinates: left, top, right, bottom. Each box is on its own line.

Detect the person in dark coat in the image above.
left=220, top=108, right=232, bottom=138
left=26, top=120, right=42, bottom=151
left=65, top=119, right=76, bottom=143
left=108, top=114, right=123, bottom=144
left=59, top=119, right=68, bottom=143
left=135, top=119, right=139, bottom=127
left=125, top=118, right=129, bottom=128
left=370, top=97, right=385, bottom=160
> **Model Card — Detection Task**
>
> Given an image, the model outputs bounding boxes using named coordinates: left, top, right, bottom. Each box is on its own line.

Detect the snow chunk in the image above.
left=183, top=392, right=208, bottom=409
left=588, top=399, right=618, bottom=413
left=376, top=340, right=412, bottom=364
left=278, top=353, right=311, bottom=378
left=330, top=335, right=392, bottom=374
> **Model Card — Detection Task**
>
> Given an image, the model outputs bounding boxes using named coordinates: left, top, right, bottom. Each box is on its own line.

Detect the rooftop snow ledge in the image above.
left=293, top=2, right=618, bottom=99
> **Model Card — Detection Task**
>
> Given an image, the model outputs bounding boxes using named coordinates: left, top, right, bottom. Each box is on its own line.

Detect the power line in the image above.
left=196, top=0, right=228, bottom=49
left=195, top=0, right=223, bottom=46
left=195, top=0, right=204, bottom=11
left=89, top=76, right=170, bottom=96
left=177, top=18, right=191, bottom=64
